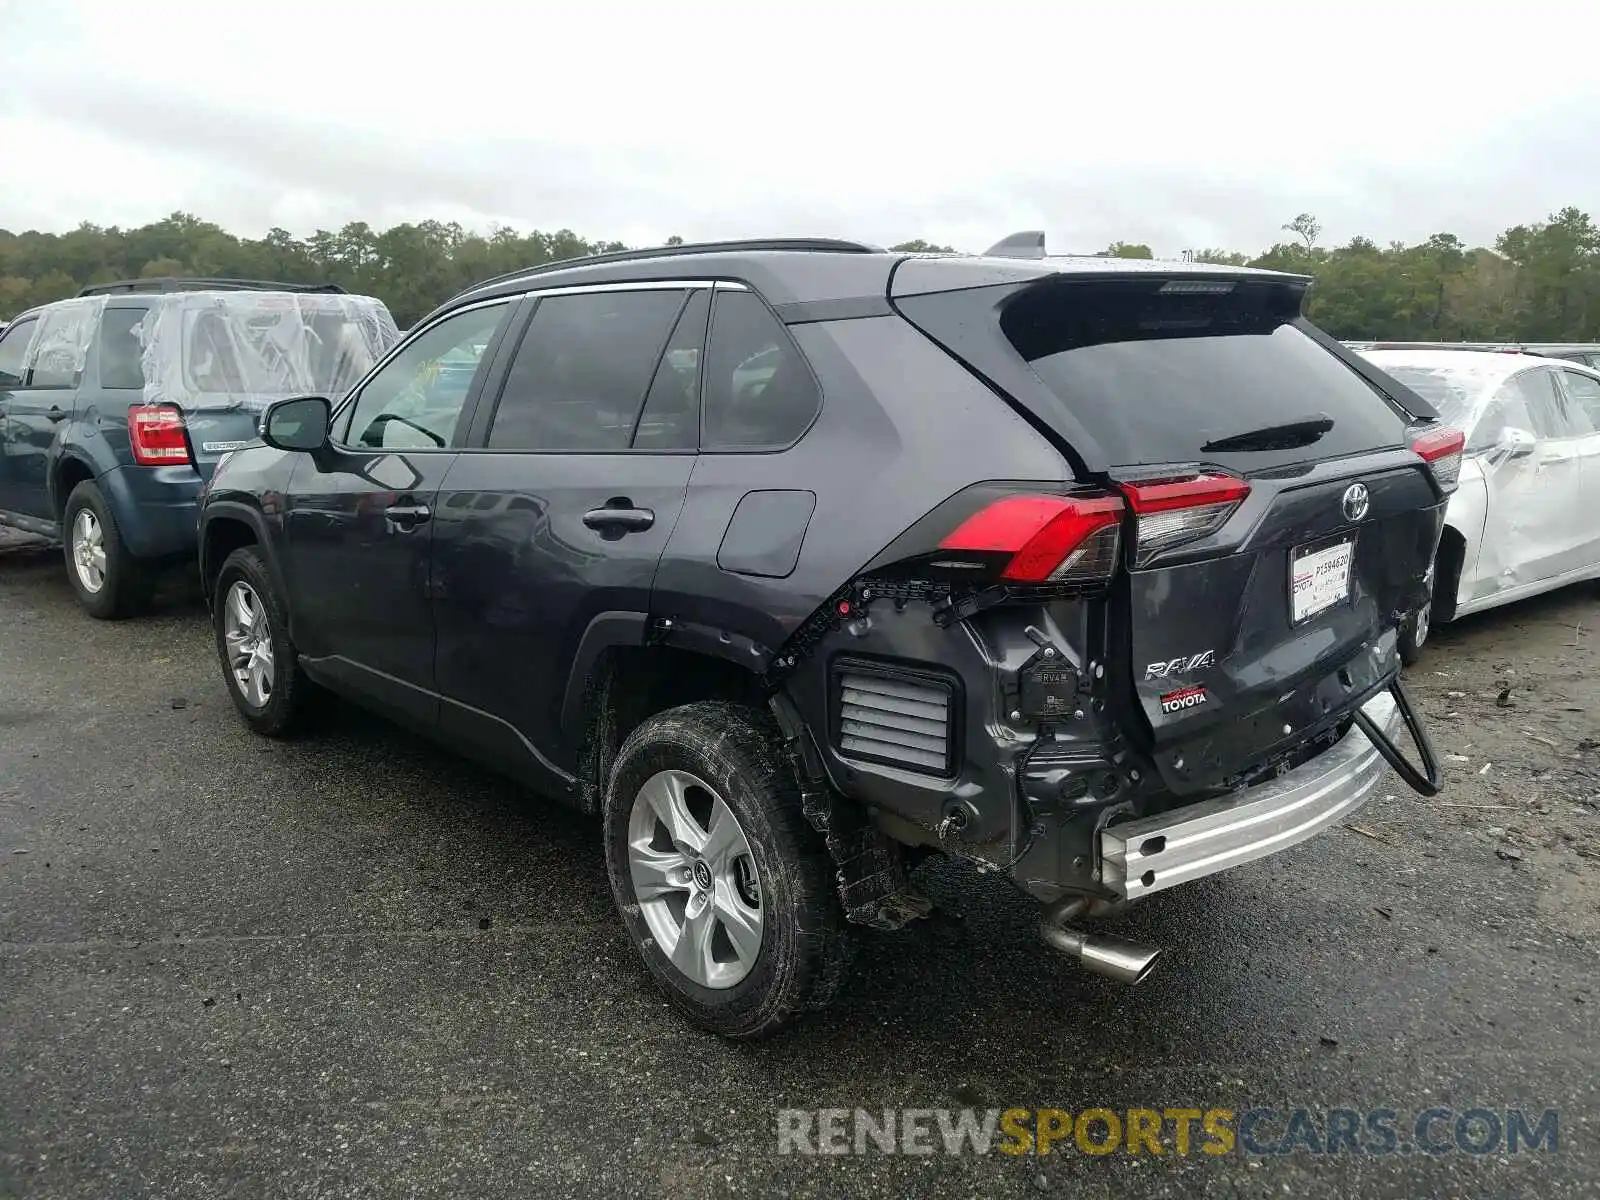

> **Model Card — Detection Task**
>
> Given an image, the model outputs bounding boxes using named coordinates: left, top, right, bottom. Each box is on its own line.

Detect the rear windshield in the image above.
left=1002, top=279, right=1407, bottom=470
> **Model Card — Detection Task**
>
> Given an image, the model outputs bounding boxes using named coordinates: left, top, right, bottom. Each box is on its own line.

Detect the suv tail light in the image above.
left=1119, top=472, right=1250, bottom=566
left=939, top=493, right=1124, bottom=584
left=1410, top=424, right=1464, bottom=493
left=128, top=403, right=192, bottom=466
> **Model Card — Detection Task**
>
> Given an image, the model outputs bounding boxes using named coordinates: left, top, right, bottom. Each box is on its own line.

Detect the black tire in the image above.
left=212, top=545, right=310, bottom=737
left=603, top=701, right=854, bottom=1039
left=1398, top=564, right=1435, bottom=667
left=1398, top=611, right=1427, bottom=667
left=61, top=480, right=154, bottom=619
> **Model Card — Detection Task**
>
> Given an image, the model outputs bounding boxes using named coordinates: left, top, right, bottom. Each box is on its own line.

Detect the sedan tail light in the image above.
left=1410, top=424, right=1465, bottom=493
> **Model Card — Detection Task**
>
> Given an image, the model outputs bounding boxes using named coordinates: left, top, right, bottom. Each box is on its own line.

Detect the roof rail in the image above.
left=76, top=277, right=347, bottom=298
left=445, top=237, right=884, bottom=305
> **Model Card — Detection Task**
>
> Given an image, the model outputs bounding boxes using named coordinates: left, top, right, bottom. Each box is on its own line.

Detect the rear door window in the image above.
left=1511, top=369, right=1585, bottom=438
left=632, top=289, right=709, bottom=451
left=98, top=307, right=149, bottom=390
left=486, top=289, right=686, bottom=452
left=1001, top=278, right=1406, bottom=470
left=1557, top=370, right=1600, bottom=431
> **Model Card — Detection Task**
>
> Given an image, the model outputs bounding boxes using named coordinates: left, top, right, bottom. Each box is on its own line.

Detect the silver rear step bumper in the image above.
left=1101, top=692, right=1399, bottom=901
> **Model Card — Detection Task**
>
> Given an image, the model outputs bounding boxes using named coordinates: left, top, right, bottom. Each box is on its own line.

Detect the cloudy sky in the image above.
left=2, top=0, right=1598, bottom=255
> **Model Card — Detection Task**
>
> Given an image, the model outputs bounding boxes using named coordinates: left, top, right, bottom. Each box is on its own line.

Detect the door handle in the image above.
left=582, top=505, right=655, bottom=533
left=46, top=406, right=67, bottom=423
left=384, top=503, right=432, bottom=531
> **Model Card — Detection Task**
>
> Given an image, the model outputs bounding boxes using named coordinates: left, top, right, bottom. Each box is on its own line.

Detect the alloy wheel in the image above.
left=223, top=580, right=275, bottom=708
left=627, top=768, right=764, bottom=990
left=70, top=509, right=107, bottom=594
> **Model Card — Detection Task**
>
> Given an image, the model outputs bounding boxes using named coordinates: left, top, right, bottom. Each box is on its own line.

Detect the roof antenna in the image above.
left=983, top=231, right=1047, bottom=259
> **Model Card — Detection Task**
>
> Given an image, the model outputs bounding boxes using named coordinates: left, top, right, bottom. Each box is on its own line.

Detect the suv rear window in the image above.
left=1001, top=279, right=1407, bottom=470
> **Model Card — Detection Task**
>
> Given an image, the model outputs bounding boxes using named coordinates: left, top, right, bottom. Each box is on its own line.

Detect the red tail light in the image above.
left=1410, top=424, right=1464, bottom=493
left=1119, top=472, right=1250, bottom=566
left=128, top=403, right=191, bottom=466
left=939, top=493, right=1124, bottom=584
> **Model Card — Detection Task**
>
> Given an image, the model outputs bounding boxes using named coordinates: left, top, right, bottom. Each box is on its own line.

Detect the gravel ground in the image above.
left=2, top=526, right=1596, bottom=1199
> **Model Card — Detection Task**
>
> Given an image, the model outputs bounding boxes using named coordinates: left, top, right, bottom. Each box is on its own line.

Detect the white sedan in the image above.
left=1360, top=348, right=1600, bottom=658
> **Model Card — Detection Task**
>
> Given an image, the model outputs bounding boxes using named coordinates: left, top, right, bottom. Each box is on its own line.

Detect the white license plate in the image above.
left=1290, top=538, right=1354, bottom=624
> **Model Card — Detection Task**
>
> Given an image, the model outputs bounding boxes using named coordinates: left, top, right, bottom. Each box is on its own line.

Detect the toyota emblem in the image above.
left=1341, top=483, right=1370, bottom=522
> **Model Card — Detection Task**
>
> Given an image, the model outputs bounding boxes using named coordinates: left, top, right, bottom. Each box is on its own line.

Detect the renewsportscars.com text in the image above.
left=777, top=1106, right=1559, bottom=1157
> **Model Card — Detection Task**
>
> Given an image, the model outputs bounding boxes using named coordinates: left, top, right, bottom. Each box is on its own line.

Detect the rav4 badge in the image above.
left=1145, top=650, right=1216, bottom=680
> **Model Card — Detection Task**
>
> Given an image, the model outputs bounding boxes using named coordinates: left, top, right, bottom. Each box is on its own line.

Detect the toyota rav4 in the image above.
left=198, top=236, right=1453, bottom=1038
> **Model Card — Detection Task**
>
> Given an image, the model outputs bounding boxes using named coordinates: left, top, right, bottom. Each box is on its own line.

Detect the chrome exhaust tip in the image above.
left=1040, top=896, right=1163, bottom=985
left=1041, top=926, right=1163, bottom=984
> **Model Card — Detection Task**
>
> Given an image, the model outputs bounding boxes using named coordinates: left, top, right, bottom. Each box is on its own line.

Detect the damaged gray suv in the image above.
left=199, top=236, right=1454, bottom=1038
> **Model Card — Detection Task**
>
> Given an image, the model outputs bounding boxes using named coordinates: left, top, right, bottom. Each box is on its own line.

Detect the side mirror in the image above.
left=260, top=395, right=331, bottom=453
left=1500, top=426, right=1537, bottom=459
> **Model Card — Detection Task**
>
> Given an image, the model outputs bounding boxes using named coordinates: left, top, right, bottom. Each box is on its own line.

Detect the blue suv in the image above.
left=0, top=277, right=397, bottom=617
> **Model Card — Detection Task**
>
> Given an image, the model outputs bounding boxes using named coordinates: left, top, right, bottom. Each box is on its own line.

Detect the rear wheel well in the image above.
left=202, top=519, right=259, bottom=601
left=53, top=458, right=95, bottom=519
left=575, top=646, right=768, bottom=815
left=1432, top=525, right=1466, bottom=624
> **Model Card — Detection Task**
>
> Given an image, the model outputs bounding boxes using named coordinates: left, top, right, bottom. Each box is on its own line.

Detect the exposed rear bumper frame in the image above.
left=1100, top=678, right=1439, bottom=901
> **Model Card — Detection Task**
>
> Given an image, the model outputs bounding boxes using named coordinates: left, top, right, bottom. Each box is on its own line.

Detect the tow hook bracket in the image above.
left=1352, top=675, right=1442, bottom=796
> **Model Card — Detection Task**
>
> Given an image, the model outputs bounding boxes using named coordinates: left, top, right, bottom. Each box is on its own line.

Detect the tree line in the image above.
left=2, top=207, right=1597, bottom=342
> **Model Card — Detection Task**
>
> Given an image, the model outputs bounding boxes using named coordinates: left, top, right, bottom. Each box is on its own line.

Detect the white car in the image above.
left=1360, top=348, right=1600, bottom=658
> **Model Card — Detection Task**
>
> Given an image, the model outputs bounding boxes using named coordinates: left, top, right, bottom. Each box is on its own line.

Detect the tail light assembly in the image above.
left=938, top=494, right=1123, bottom=584
left=1409, top=424, right=1465, bottom=493
left=1117, top=472, right=1250, bottom=567
left=128, top=403, right=192, bottom=466
left=869, top=471, right=1254, bottom=592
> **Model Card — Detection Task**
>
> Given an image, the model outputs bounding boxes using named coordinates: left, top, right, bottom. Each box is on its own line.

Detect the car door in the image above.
left=0, top=315, right=40, bottom=518
left=1553, top=366, right=1600, bottom=570
left=281, top=299, right=516, bottom=728
left=3, top=305, right=93, bottom=520
left=1476, top=366, right=1587, bottom=597
left=431, top=283, right=703, bottom=784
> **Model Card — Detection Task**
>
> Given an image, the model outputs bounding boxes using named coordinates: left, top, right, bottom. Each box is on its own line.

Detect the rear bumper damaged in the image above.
left=1099, top=691, right=1400, bottom=900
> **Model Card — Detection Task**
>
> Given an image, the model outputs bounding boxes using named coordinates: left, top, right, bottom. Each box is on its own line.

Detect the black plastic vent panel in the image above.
left=834, top=664, right=956, bottom=776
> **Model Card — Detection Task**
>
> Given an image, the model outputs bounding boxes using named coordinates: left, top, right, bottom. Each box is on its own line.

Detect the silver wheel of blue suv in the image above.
left=199, top=235, right=1454, bottom=1037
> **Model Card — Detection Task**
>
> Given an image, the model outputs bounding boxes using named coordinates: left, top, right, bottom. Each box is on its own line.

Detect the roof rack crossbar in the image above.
left=445, top=237, right=883, bottom=304
left=76, top=277, right=347, bottom=298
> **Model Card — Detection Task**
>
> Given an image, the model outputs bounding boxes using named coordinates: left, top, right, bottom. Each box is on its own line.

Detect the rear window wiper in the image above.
left=1202, top=413, right=1334, bottom=453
